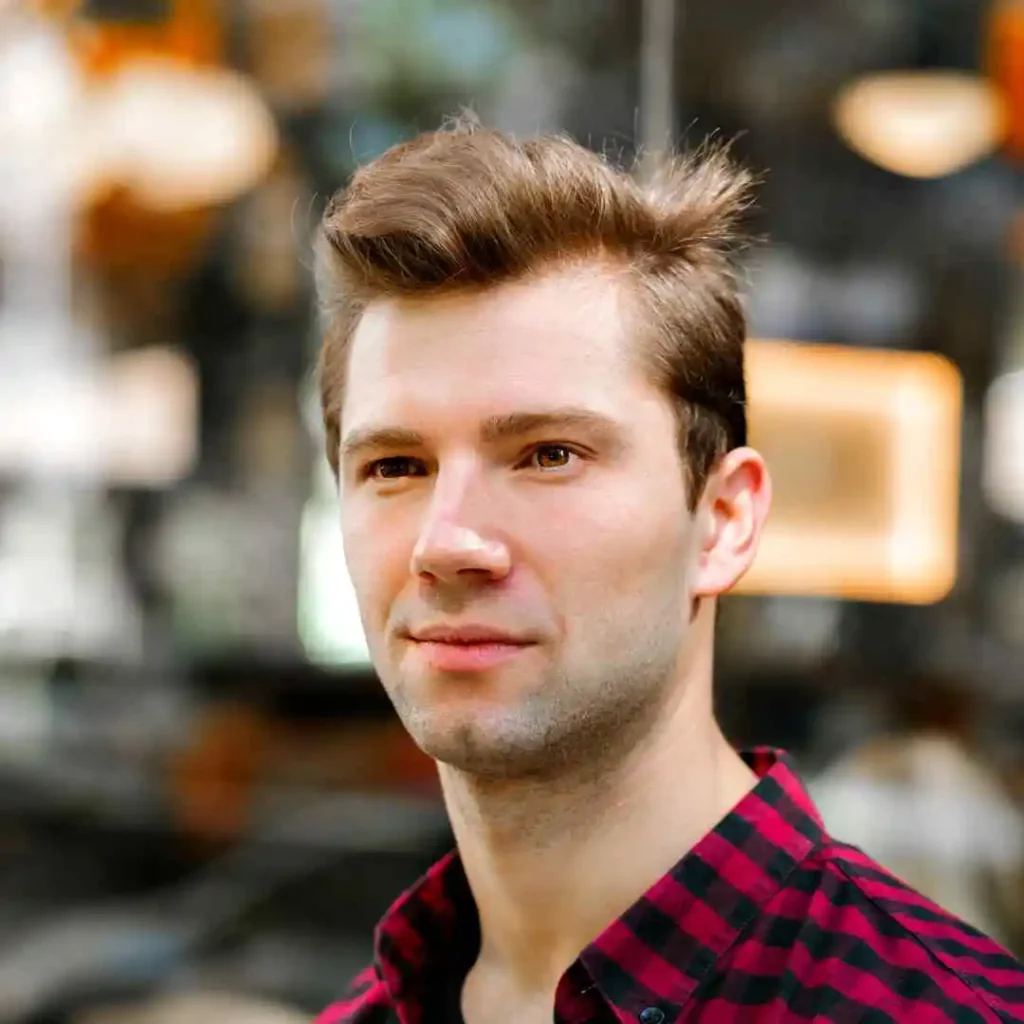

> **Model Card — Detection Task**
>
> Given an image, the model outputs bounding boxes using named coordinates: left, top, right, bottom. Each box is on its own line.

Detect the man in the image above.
left=313, top=119, right=1024, bottom=1023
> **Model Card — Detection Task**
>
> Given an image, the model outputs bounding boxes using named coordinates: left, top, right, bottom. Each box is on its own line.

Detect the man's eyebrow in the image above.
left=339, top=426, right=426, bottom=466
left=478, top=408, right=626, bottom=446
left=339, top=407, right=627, bottom=465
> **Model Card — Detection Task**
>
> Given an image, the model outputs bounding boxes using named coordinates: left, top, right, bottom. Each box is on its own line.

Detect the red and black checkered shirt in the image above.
left=316, top=749, right=1024, bottom=1023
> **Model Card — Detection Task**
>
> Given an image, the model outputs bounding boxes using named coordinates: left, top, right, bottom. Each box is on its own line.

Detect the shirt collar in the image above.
left=373, top=748, right=826, bottom=1016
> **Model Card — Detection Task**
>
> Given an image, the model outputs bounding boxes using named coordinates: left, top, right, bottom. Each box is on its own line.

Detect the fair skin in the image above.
left=338, top=263, right=771, bottom=1023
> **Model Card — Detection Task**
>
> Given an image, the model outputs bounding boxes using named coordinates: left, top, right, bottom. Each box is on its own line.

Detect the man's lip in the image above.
left=406, top=626, right=535, bottom=645
left=409, top=637, right=533, bottom=672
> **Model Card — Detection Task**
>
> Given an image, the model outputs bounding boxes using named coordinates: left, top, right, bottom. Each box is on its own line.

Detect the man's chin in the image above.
left=414, top=723, right=554, bottom=781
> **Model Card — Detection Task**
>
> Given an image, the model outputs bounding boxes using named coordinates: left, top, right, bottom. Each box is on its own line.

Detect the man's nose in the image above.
left=410, top=477, right=511, bottom=584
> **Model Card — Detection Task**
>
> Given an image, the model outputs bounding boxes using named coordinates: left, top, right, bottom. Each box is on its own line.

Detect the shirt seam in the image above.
left=828, top=850, right=1009, bottom=1024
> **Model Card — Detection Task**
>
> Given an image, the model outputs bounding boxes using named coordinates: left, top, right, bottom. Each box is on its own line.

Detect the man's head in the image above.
left=316, top=119, right=771, bottom=780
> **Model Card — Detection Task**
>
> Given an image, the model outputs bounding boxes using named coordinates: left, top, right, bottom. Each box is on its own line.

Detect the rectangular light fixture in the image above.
left=736, top=339, right=962, bottom=605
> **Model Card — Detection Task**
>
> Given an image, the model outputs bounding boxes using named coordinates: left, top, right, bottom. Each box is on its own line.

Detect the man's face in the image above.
left=338, top=265, right=709, bottom=780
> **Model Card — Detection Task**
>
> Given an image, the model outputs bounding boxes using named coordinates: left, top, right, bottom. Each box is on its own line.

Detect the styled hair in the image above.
left=315, top=116, right=754, bottom=507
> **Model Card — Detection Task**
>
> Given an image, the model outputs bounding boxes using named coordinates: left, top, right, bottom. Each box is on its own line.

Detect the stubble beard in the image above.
left=389, top=636, right=682, bottom=788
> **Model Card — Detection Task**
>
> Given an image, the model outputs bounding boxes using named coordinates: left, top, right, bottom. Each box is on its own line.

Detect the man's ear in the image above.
left=691, top=447, right=772, bottom=599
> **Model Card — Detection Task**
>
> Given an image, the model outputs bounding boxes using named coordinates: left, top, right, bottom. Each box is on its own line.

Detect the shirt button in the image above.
left=638, top=1009, right=666, bottom=1024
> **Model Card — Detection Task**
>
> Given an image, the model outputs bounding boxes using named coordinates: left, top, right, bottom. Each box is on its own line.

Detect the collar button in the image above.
left=639, top=1010, right=666, bottom=1024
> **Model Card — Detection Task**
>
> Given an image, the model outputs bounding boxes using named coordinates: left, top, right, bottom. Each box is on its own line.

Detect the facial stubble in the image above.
left=386, top=600, right=687, bottom=787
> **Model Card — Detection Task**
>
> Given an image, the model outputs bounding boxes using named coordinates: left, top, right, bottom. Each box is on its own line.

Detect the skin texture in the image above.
left=336, top=263, right=771, bottom=1021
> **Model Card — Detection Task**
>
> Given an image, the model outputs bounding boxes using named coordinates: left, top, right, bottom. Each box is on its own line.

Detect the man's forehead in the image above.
left=346, top=266, right=629, bottom=371
left=338, top=267, right=657, bottom=445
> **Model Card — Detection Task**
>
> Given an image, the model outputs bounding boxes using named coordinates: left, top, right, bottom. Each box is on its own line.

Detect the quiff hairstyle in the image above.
left=316, top=117, right=753, bottom=508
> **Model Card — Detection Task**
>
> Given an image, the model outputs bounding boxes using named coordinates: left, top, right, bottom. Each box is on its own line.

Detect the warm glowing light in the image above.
left=92, top=58, right=279, bottom=212
left=833, top=70, right=1007, bottom=179
left=105, top=346, right=199, bottom=484
left=0, top=19, right=277, bottom=212
left=0, top=346, right=198, bottom=485
left=738, top=340, right=962, bottom=604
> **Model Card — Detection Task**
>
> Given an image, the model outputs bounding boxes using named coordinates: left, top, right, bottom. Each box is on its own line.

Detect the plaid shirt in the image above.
left=316, top=749, right=1024, bottom=1023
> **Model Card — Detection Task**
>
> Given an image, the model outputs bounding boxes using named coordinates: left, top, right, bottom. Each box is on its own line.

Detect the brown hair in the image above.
left=316, top=116, right=754, bottom=507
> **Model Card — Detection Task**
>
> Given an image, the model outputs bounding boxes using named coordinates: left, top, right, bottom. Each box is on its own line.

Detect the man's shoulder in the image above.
left=314, top=964, right=394, bottom=1024
left=804, top=838, right=1024, bottom=1018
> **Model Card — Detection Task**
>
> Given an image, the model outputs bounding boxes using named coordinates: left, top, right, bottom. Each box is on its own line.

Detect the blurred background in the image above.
left=0, top=0, right=1023, bottom=1019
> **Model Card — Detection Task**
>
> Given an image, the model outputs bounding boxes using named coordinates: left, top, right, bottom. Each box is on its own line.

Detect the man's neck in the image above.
left=438, top=686, right=756, bottom=1001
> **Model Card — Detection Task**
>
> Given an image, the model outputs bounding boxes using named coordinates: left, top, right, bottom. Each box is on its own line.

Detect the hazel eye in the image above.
left=529, top=445, right=578, bottom=471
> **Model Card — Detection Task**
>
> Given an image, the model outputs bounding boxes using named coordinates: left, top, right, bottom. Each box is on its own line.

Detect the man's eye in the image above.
left=366, top=457, right=425, bottom=480
left=527, top=445, right=579, bottom=471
